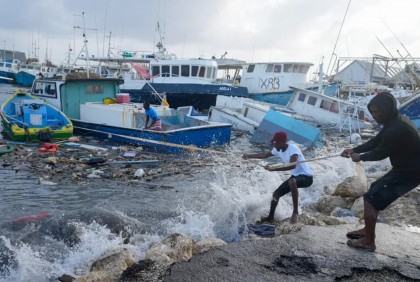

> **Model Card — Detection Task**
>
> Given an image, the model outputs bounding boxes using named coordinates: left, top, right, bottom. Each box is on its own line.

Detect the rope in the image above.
left=266, top=153, right=342, bottom=170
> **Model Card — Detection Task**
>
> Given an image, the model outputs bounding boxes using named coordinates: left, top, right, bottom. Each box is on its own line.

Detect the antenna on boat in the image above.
left=155, top=21, right=168, bottom=60
left=73, top=12, right=98, bottom=77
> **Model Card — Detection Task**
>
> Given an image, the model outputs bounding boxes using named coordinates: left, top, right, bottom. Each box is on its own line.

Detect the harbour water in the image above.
left=0, top=84, right=386, bottom=281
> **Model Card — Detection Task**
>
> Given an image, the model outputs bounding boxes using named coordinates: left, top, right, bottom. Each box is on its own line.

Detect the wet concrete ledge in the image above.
left=162, top=223, right=420, bottom=282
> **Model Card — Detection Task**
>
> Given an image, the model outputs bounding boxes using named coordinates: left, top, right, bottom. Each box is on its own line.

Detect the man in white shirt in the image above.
left=243, top=131, right=313, bottom=223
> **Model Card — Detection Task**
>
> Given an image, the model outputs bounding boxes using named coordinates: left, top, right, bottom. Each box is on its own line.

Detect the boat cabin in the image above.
left=288, top=87, right=370, bottom=132
left=125, top=59, right=218, bottom=84
left=240, top=62, right=313, bottom=94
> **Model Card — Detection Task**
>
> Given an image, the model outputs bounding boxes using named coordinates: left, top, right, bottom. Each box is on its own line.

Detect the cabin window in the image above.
left=152, top=66, right=160, bottom=76
left=198, top=66, right=206, bottom=77
left=171, top=65, right=179, bottom=77
left=320, top=100, right=339, bottom=113
left=307, top=96, right=317, bottom=106
left=330, top=102, right=339, bottom=113
left=87, top=85, right=104, bottom=93
left=191, top=66, right=199, bottom=77
left=320, top=100, right=331, bottom=111
left=206, top=67, right=212, bottom=78
left=5, top=63, right=11, bottom=68
left=162, top=65, right=170, bottom=77
left=266, top=64, right=274, bottom=72
left=247, top=65, right=255, bottom=73
left=0, top=63, right=3, bottom=67
left=284, top=64, right=293, bottom=73
left=32, top=82, right=57, bottom=98
left=181, top=65, right=189, bottom=77
left=300, top=65, right=310, bottom=74
left=293, top=65, right=300, bottom=72
left=213, top=67, right=217, bottom=79
left=298, top=93, right=306, bottom=102
left=274, top=65, right=282, bottom=73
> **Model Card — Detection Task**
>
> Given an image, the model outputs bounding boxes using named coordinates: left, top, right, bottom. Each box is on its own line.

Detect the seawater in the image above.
left=0, top=84, right=389, bottom=281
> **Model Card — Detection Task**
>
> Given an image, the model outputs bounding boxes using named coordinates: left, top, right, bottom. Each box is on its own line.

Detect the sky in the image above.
left=1, top=0, right=419, bottom=77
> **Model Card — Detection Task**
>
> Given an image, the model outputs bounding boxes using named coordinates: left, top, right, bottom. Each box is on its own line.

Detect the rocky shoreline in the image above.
left=54, top=169, right=419, bottom=282
left=2, top=130, right=419, bottom=281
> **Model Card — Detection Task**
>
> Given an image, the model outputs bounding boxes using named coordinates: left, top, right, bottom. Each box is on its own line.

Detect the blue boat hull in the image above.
left=15, top=72, right=35, bottom=87
left=124, top=83, right=249, bottom=111
left=0, top=71, right=15, bottom=80
left=399, top=94, right=420, bottom=128
left=250, top=109, right=323, bottom=148
left=71, top=119, right=232, bottom=153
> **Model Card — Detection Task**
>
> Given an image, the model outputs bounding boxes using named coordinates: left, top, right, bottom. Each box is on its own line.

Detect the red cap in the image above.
left=271, top=131, right=288, bottom=144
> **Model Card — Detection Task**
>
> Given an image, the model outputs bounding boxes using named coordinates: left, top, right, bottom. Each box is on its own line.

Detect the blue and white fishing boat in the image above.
left=30, top=78, right=233, bottom=152
left=240, top=62, right=315, bottom=105
left=15, top=64, right=42, bottom=87
left=218, top=61, right=315, bottom=106
left=399, top=91, right=420, bottom=128
left=0, top=59, right=19, bottom=82
left=120, top=57, right=249, bottom=111
left=89, top=24, right=249, bottom=111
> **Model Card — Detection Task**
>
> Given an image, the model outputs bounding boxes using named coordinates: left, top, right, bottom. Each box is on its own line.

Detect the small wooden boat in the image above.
left=0, top=90, right=73, bottom=141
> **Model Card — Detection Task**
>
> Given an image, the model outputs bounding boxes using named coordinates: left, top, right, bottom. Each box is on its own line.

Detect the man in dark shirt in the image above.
left=341, top=92, right=420, bottom=252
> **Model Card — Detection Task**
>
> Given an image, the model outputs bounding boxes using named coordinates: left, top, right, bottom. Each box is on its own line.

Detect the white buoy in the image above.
left=349, top=133, right=361, bottom=144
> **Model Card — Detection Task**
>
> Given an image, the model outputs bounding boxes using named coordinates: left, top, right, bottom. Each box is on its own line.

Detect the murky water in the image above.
left=0, top=83, right=385, bottom=281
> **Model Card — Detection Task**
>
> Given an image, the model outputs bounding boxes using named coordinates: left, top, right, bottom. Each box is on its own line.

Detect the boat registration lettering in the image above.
left=260, top=77, right=280, bottom=90
left=219, top=86, right=231, bottom=91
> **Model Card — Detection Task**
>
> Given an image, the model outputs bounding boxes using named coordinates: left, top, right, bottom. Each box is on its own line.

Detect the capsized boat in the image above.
left=0, top=90, right=73, bottom=141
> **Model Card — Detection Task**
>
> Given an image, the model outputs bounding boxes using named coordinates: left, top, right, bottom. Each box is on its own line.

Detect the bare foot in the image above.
left=347, top=238, right=376, bottom=252
left=346, top=228, right=365, bottom=239
left=289, top=213, right=298, bottom=224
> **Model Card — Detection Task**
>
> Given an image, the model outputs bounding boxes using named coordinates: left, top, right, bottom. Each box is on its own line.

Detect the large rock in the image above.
left=350, top=196, right=365, bottom=218
left=145, top=233, right=194, bottom=264
left=119, top=259, right=168, bottom=282
left=316, top=195, right=353, bottom=214
left=334, top=176, right=367, bottom=199
left=192, top=238, right=227, bottom=255
left=73, top=271, right=113, bottom=282
left=89, top=248, right=135, bottom=280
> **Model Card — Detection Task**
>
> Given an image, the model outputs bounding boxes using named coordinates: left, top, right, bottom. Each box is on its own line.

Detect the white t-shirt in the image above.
left=271, top=143, right=313, bottom=177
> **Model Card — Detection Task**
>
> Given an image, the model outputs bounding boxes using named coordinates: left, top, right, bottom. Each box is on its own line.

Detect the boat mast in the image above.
left=326, top=0, right=352, bottom=78
left=73, top=12, right=97, bottom=77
